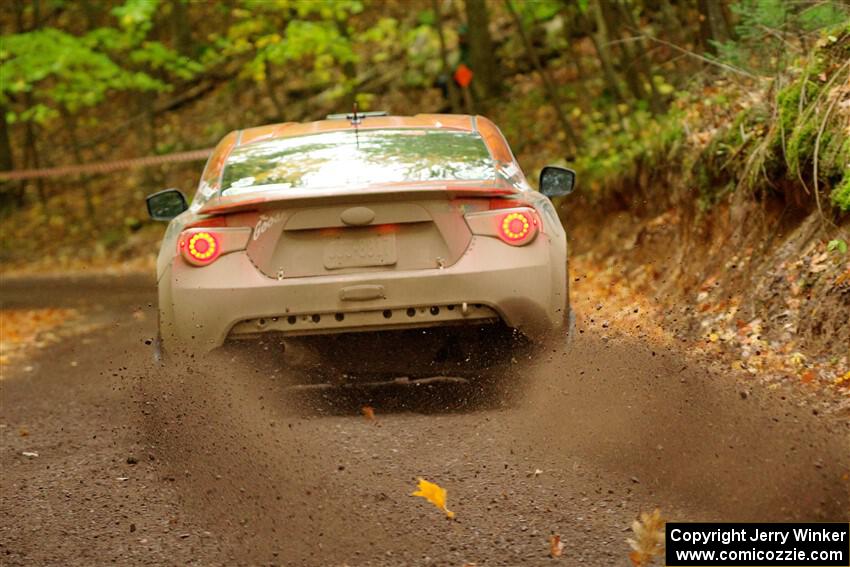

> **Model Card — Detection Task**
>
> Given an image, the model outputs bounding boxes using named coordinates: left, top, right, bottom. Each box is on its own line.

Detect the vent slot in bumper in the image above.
left=228, top=303, right=498, bottom=338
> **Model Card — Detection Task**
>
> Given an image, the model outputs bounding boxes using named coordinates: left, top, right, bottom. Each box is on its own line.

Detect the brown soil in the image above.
left=565, top=197, right=850, bottom=400
left=1, top=276, right=848, bottom=566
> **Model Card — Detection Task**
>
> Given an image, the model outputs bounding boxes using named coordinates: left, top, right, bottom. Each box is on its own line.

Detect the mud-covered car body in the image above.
left=148, top=114, right=573, bottom=357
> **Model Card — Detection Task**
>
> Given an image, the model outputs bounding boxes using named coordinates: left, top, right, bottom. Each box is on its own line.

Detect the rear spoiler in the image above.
left=199, top=183, right=519, bottom=215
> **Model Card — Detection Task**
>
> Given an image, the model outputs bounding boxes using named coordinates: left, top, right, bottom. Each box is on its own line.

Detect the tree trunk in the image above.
left=464, top=0, right=500, bottom=103
left=136, top=93, right=162, bottom=187
left=706, top=0, right=732, bottom=44
left=79, top=0, right=102, bottom=29
left=433, top=0, right=461, bottom=112
left=593, top=39, right=628, bottom=111
left=0, top=107, right=13, bottom=174
left=60, top=108, right=96, bottom=219
left=657, top=0, right=686, bottom=47
left=504, top=0, right=578, bottom=151
left=598, top=0, right=647, bottom=102
left=614, top=0, right=665, bottom=114
left=0, top=105, right=25, bottom=210
left=697, top=0, right=731, bottom=53
left=265, top=62, right=287, bottom=120
left=23, top=120, right=49, bottom=212
left=10, top=0, right=50, bottom=211
left=171, top=0, right=193, bottom=56
left=586, top=3, right=624, bottom=103
left=335, top=20, right=359, bottom=111
left=565, top=37, right=593, bottom=113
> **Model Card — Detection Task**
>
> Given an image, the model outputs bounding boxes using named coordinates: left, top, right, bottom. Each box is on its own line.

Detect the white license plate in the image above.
left=324, top=234, right=397, bottom=269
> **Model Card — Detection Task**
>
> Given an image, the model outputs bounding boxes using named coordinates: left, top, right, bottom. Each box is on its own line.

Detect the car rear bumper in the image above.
left=159, top=235, right=568, bottom=351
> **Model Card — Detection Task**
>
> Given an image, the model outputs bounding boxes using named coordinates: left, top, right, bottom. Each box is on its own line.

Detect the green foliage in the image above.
left=715, top=0, right=850, bottom=73
left=212, top=0, right=363, bottom=92
left=773, top=36, right=849, bottom=205
left=831, top=175, right=850, bottom=212
left=1, top=0, right=203, bottom=124
left=112, top=0, right=160, bottom=33
left=516, top=0, right=562, bottom=25
left=827, top=238, right=848, bottom=254
left=0, top=28, right=165, bottom=121
left=574, top=109, right=686, bottom=195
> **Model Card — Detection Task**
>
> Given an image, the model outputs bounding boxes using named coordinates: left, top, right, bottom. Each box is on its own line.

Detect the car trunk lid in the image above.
left=244, top=195, right=490, bottom=279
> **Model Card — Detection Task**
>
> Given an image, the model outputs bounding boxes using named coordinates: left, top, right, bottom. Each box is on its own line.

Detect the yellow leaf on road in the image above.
left=410, top=478, right=455, bottom=519
left=549, top=534, right=564, bottom=558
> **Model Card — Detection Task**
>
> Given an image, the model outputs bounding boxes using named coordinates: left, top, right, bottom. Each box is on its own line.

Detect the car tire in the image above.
left=153, top=331, right=167, bottom=367
left=566, top=307, right=576, bottom=347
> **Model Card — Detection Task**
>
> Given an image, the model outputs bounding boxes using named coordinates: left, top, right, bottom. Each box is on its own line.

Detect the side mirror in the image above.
left=539, top=166, right=576, bottom=198
left=146, top=188, right=188, bottom=221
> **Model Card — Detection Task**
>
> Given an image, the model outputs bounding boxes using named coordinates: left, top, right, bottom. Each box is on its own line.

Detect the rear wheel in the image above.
left=153, top=331, right=166, bottom=366
left=241, top=324, right=526, bottom=383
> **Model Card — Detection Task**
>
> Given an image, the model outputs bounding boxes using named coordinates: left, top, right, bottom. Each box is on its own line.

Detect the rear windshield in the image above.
left=220, top=129, right=496, bottom=194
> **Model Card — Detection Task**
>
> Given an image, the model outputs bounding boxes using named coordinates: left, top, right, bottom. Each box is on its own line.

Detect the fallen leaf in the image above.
left=627, top=509, right=665, bottom=566
left=361, top=406, right=375, bottom=421
left=410, top=478, right=455, bottom=519
left=549, top=534, right=564, bottom=558
left=801, top=370, right=815, bottom=384
left=789, top=352, right=807, bottom=367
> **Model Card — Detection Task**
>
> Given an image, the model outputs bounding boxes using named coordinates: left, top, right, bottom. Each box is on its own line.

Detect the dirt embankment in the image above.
left=564, top=190, right=850, bottom=413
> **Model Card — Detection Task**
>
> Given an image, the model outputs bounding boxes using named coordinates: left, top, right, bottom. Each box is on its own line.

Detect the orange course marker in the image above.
left=454, top=63, right=473, bottom=88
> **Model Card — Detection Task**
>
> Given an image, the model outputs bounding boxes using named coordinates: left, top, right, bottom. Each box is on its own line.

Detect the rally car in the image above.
left=146, top=113, right=575, bottom=377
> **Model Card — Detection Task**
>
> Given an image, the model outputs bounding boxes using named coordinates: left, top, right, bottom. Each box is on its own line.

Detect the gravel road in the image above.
left=1, top=276, right=848, bottom=566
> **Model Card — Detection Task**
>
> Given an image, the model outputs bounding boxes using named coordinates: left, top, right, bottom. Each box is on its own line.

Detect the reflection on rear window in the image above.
left=220, top=129, right=496, bottom=193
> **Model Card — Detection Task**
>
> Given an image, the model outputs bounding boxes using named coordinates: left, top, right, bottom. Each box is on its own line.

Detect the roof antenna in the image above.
left=350, top=101, right=360, bottom=148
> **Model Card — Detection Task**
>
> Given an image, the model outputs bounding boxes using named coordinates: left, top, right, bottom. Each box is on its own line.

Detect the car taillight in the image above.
left=500, top=212, right=531, bottom=241
left=179, top=231, right=221, bottom=266
left=464, top=206, right=541, bottom=246
left=176, top=227, right=252, bottom=267
left=498, top=211, right=538, bottom=245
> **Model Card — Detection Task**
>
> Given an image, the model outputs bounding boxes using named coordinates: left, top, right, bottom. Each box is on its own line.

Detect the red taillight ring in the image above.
left=180, top=231, right=221, bottom=265
left=189, top=232, right=217, bottom=260
left=501, top=212, right=531, bottom=240
left=496, top=211, right=538, bottom=245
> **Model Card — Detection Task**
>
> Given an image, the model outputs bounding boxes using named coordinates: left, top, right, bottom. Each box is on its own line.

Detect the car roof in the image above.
left=237, top=114, right=477, bottom=146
